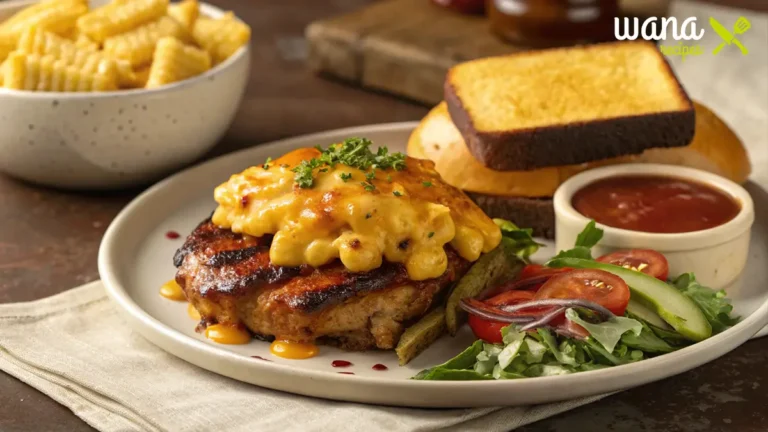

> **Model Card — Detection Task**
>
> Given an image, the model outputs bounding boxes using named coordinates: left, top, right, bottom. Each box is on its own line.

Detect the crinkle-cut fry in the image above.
left=0, top=0, right=85, bottom=32
left=103, top=15, right=189, bottom=68
left=145, top=36, right=210, bottom=88
left=17, top=27, right=135, bottom=87
left=192, top=13, right=249, bottom=64
left=1, top=32, right=15, bottom=63
left=131, top=65, right=151, bottom=88
left=168, top=0, right=199, bottom=31
left=76, top=0, right=169, bottom=43
left=3, top=52, right=116, bottom=91
left=64, top=27, right=100, bottom=51
left=74, top=32, right=99, bottom=51
left=1, top=2, right=88, bottom=38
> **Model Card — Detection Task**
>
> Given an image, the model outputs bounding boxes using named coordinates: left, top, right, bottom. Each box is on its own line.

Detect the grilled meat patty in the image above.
left=174, top=219, right=470, bottom=350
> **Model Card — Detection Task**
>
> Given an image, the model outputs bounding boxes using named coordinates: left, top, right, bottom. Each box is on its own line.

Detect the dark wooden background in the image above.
left=1, top=1, right=767, bottom=431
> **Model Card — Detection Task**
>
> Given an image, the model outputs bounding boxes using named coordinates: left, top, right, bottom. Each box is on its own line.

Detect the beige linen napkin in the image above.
left=0, top=281, right=609, bottom=432
left=0, top=3, right=765, bottom=432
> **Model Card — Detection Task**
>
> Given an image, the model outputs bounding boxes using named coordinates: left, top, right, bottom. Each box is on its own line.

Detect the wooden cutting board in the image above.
left=306, top=0, right=670, bottom=106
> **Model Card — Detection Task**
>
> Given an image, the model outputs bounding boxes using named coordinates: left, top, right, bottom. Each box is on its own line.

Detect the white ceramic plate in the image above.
left=98, top=123, right=768, bottom=407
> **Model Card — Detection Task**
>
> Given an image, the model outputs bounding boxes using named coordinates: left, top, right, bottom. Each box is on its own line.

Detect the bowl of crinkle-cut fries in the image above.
left=0, top=0, right=250, bottom=189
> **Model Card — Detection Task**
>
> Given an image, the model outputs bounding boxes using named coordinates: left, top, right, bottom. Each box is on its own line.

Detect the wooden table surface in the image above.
left=1, top=1, right=767, bottom=431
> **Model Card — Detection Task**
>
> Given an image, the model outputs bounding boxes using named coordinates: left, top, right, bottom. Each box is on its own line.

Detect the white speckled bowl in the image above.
left=0, top=1, right=249, bottom=190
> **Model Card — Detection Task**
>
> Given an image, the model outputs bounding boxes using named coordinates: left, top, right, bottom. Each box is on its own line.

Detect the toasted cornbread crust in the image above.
left=465, top=192, right=555, bottom=239
left=444, top=41, right=696, bottom=171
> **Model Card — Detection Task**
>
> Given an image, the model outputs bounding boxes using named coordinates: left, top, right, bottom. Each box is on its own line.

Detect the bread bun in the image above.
left=408, top=101, right=751, bottom=198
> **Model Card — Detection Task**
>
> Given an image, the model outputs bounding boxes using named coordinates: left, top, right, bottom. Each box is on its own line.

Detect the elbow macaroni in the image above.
left=1, top=0, right=249, bottom=92
left=211, top=149, right=502, bottom=281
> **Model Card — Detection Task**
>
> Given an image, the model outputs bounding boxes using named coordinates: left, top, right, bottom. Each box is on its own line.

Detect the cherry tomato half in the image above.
left=468, top=291, right=535, bottom=344
left=519, top=264, right=573, bottom=280
left=597, top=249, right=669, bottom=281
left=534, top=268, right=631, bottom=317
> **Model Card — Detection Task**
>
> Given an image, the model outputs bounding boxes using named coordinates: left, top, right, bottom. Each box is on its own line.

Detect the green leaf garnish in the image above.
left=339, top=172, right=352, bottom=182
left=672, top=273, right=740, bottom=333
left=422, top=181, right=432, bottom=188
left=291, top=137, right=405, bottom=189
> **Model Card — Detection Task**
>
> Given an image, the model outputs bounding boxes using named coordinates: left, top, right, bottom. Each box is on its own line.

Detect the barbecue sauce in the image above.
left=572, top=175, right=740, bottom=233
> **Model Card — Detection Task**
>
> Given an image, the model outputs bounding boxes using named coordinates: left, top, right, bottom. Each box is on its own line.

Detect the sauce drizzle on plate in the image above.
left=270, top=340, right=319, bottom=359
left=159, top=279, right=186, bottom=301
left=204, top=324, right=251, bottom=345
left=572, top=175, right=740, bottom=233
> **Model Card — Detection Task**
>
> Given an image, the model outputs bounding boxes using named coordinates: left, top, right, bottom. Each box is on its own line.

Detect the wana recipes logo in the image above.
left=614, top=16, right=752, bottom=61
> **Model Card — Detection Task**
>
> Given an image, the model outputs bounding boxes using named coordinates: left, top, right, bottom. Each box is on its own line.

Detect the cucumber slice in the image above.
left=548, top=258, right=712, bottom=341
left=626, top=298, right=673, bottom=331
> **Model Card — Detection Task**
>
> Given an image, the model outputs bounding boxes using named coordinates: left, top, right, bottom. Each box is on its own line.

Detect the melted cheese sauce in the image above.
left=270, top=340, right=319, bottom=359
left=204, top=324, right=252, bottom=345
left=212, top=147, right=501, bottom=280
left=159, top=280, right=186, bottom=301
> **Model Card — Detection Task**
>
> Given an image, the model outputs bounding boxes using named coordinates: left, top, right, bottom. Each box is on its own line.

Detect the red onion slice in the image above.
left=498, top=299, right=615, bottom=321
left=460, top=298, right=536, bottom=323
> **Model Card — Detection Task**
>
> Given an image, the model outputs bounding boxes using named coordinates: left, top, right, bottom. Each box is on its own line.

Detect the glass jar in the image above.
left=488, top=0, right=620, bottom=47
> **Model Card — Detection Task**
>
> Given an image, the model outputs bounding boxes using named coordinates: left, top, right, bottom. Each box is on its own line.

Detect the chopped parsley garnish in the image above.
left=362, top=182, right=375, bottom=192
left=291, top=137, right=406, bottom=189
left=340, top=172, right=352, bottom=182
left=422, top=181, right=432, bottom=188
left=393, top=191, right=402, bottom=197
left=365, top=213, right=372, bottom=219
left=263, top=157, right=272, bottom=170
left=365, top=170, right=376, bottom=181
left=319, top=168, right=328, bottom=173
left=386, top=174, right=392, bottom=183
left=293, top=158, right=325, bottom=188
left=428, top=231, right=435, bottom=238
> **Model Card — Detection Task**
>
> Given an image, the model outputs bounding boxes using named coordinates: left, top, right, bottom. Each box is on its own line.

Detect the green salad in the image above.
left=414, top=222, right=739, bottom=380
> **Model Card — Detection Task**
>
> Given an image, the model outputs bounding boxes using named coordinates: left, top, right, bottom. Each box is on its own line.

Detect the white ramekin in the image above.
left=554, top=164, right=754, bottom=290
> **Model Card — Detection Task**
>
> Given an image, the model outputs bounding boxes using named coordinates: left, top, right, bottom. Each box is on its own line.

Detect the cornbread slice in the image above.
left=445, top=41, right=695, bottom=171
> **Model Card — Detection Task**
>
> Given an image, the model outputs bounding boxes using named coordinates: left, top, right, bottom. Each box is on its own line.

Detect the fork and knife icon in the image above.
left=710, top=17, right=751, bottom=55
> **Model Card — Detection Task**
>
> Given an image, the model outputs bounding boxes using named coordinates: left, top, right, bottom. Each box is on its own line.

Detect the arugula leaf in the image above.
left=575, top=220, right=604, bottom=247
left=565, top=309, right=642, bottom=353
left=577, top=363, right=611, bottom=372
left=672, top=273, right=740, bottom=333
left=493, top=219, right=543, bottom=259
left=650, top=326, right=692, bottom=345
left=416, top=369, right=494, bottom=380
left=492, top=364, right=526, bottom=379
left=546, top=221, right=603, bottom=263
left=621, top=322, right=677, bottom=353
left=523, top=364, right=573, bottom=377
left=412, top=339, right=484, bottom=379
left=580, top=339, right=632, bottom=366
